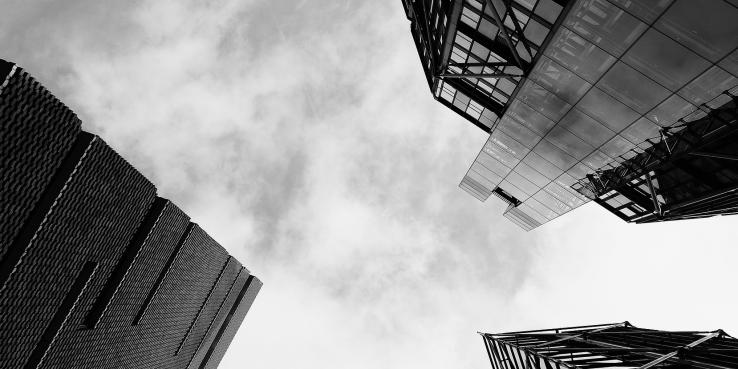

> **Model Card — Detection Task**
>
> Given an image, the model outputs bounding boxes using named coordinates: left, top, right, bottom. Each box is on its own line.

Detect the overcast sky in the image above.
left=2, top=1, right=738, bottom=368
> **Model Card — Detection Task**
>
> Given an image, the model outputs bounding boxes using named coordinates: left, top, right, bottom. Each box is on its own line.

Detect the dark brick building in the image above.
left=0, top=59, right=261, bottom=369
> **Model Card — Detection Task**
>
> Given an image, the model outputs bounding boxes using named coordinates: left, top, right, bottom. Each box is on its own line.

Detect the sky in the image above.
left=2, top=1, right=738, bottom=368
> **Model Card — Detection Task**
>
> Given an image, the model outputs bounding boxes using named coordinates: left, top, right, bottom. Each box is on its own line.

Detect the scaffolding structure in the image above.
left=572, top=88, right=738, bottom=223
left=481, top=322, right=738, bottom=369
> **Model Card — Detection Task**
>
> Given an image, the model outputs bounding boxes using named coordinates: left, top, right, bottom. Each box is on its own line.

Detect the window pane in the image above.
left=515, top=161, right=551, bottom=187
left=621, top=117, right=661, bottom=144
left=558, top=108, right=615, bottom=147
left=647, top=94, right=695, bottom=126
left=497, top=116, right=542, bottom=148
left=566, top=162, right=594, bottom=180
left=471, top=163, right=504, bottom=186
left=655, top=0, right=738, bottom=62
left=530, top=56, right=592, bottom=104
left=534, top=0, right=562, bottom=24
left=546, top=125, right=595, bottom=160
left=544, top=182, right=586, bottom=208
left=505, top=99, right=556, bottom=136
left=679, top=66, right=738, bottom=105
left=583, top=150, right=614, bottom=170
left=719, top=49, right=738, bottom=77
left=565, top=0, right=647, bottom=56
left=467, top=168, right=498, bottom=189
left=484, top=136, right=523, bottom=167
left=597, top=61, right=671, bottom=114
left=533, top=139, right=578, bottom=170
left=577, top=87, right=640, bottom=132
left=506, top=170, right=541, bottom=196
left=533, top=190, right=571, bottom=214
left=623, top=29, right=711, bottom=91
left=545, top=28, right=617, bottom=83
left=518, top=202, right=549, bottom=223
left=523, top=197, right=558, bottom=220
left=600, top=135, right=636, bottom=159
left=517, top=80, right=572, bottom=121
left=477, top=151, right=512, bottom=177
left=524, top=19, right=548, bottom=46
left=499, top=180, right=531, bottom=201
left=522, top=151, right=564, bottom=180
left=608, top=0, right=673, bottom=23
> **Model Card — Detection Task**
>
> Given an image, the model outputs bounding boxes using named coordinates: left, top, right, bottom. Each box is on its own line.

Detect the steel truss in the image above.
left=402, top=0, right=569, bottom=132
left=571, top=88, right=738, bottom=223
left=482, top=322, right=738, bottom=369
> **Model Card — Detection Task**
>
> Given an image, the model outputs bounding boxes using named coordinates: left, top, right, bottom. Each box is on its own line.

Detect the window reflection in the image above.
left=623, top=29, right=710, bottom=91
left=531, top=56, right=591, bottom=104
left=655, top=0, right=738, bottom=62
left=546, top=28, right=617, bottom=83
left=679, top=66, right=738, bottom=105
left=577, top=87, right=640, bottom=132
left=558, top=108, right=615, bottom=147
left=565, top=0, right=647, bottom=56
left=597, top=62, right=671, bottom=114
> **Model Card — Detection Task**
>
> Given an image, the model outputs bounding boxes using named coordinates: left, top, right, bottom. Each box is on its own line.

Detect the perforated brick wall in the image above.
left=0, top=59, right=261, bottom=369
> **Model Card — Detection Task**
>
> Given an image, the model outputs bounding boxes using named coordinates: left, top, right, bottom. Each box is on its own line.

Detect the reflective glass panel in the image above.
left=566, top=162, right=594, bottom=180
left=497, top=116, right=543, bottom=149
left=621, top=117, right=661, bottom=144
left=517, top=203, right=549, bottom=223
left=655, top=0, right=738, bottom=62
left=558, top=108, right=615, bottom=147
left=679, top=66, right=738, bottom=105
left=534, top=0, right=562, bottom=24
left=719, top=49, right=738, bottom=76
left=582, top=150, right=614, bottom=170
left=505, top=99, right=557, bottom=135
left=647, top=94, right=695, bottom=126
left=517, top=80, right=571, bottom=121
left=506, top=170, right=541, bottom=196
left=565, top=0, right=647, bottom=56
left=523, top=197, right=558, bottom=220
left=597, top=61, right=671, bottom=114
left=499, top=180, right=531, bottom=201
left=577, top=87, right=640, bottom=132
left=471, top=162, right=504, bottom=185
left=545, top=28, right=617, bottom=83
left=524, top=19, right=548, bottom=46
left=515, top=161, right=551, bottom=187
left=484, top=138, right=522, bottom=167
left=533, top=139, right=578, bottom=170
left=546, top=125, right=595, bottom=160
left=544, top=182, right=586, bottom=208
left=608, top=0, right=672, bottom=23
left=523, top=151, right=564, bottom=180
left=477, top=151, right=512, bottom=177
left=600, top=135, right=636, bottom=159
left=533, top=190, right=571, bottom=214
left=530, top=56, right=592, bottom=104
left=467, top=168, right=498, bottom=189
left=623, top=29, right=711, bottom=91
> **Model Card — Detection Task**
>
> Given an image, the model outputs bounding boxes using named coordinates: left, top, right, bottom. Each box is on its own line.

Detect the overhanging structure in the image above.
left=403, top=0, right=738, bottom=230
left=481, top=322, right=738, bottom=369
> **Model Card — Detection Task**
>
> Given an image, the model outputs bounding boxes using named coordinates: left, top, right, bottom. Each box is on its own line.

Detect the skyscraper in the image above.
left=402, top=0, right=738, bottom=230
left=0, top=59, right=261, bottom=369
left=481, top=322, right=738, bottom=369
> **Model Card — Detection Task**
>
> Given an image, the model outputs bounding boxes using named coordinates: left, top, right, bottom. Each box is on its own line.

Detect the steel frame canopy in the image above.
left=481, top=322, right=738, bottom=369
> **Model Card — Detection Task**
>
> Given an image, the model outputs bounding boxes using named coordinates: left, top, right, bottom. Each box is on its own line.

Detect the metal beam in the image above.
left=441, top=72, right=523, bottom=79
left=636, top=331, right=723, bottom=369
left=484, top=0, right=525, bottom=68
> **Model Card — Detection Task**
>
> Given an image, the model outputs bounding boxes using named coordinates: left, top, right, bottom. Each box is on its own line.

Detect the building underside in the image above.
left=403, top=0, right=738, bottom=230
left=482, top=322, right=738, bottom=369
left=573, top=89, right=738, bottom=223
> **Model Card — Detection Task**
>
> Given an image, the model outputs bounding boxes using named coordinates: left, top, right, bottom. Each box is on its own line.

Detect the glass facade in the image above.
left=460, top=0, right=738, bottom=230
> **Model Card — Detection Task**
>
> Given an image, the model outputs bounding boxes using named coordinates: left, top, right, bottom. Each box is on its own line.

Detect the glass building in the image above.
left=480, top=322, right=738, bottom=369
left=402, top=0, right=738, bottom=230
